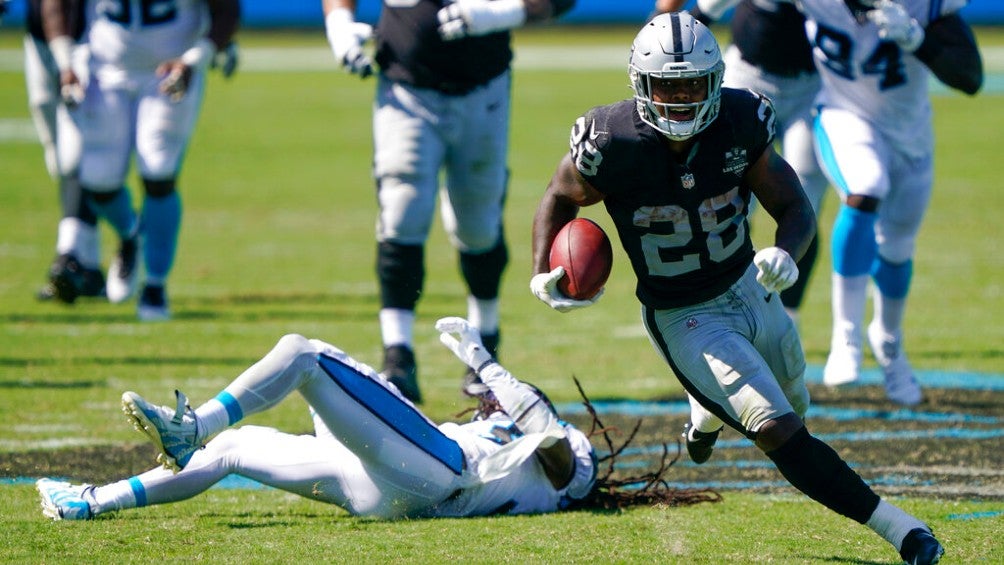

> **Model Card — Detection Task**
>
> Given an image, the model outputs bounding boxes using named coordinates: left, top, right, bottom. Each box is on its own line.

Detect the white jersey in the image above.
left=86, top=0, right=208, bottom=80
left=431, top=415, right=596, bottom=517
left=796, top=0, right=967, bottom=156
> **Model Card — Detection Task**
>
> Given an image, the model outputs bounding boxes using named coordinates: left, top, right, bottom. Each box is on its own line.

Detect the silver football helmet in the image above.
left=629, top=12, right=725, bottom=140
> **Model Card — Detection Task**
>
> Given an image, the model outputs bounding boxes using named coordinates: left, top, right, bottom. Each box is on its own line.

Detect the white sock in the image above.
left=872, top=287, right=908, bottom=336
left=194, top=397, right=230, bottom=442
left=90, top=479, right=139, bottom=515
left=380, top=308, right=415, bottom=347
left=466, top=295, right=500, bottom=334
left=832, top=273, right=869, bottom=339
left=866, top=499, right=927, bottom=551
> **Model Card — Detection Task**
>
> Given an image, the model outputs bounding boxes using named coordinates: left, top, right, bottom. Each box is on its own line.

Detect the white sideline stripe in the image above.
left=2, top=45, right=1004, bottom=72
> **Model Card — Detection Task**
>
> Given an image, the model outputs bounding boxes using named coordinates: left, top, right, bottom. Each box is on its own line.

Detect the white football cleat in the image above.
left=823, top=324, right=862, bottom=387
left=36, top=478, right=94, bottom=520
left=122, top=390, right=201, bottom=471
left=868, top=322, right=922, bottom=406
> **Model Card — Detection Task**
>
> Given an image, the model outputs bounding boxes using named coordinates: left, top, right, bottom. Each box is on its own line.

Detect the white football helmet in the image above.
left=629, top=12, right=725, bottom=140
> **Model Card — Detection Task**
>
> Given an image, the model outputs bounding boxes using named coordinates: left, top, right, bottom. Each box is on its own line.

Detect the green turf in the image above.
left=0, top=25, right=1002, bottom=563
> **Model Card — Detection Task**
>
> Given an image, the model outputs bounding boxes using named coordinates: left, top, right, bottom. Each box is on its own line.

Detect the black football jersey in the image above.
left=375, top=0, right=512, bottom=94
left=27, top=0, right=85, bottom=41
left=568, top=89, right=776, bottom=309
left=730, top=0, right=815, bottom=77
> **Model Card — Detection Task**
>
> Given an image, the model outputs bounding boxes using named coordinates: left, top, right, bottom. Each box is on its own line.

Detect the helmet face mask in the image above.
left=629, top=12, right=725, bottom=141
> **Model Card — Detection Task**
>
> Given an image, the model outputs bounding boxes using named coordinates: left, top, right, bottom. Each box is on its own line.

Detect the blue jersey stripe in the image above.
left=316, top=354, right=465, bottom=475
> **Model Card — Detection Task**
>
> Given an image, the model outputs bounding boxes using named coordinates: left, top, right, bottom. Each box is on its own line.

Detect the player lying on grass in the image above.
left=36, top=317, right=598, bottom=519
left=37, top=317, right=717, bottom=520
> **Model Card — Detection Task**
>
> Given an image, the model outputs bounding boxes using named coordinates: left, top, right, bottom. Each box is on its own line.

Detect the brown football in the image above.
left=548, top=218, right=613, bottom=300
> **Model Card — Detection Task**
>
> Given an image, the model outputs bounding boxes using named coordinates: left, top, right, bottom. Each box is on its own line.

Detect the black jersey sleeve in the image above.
left=568, top=101, right=652, bottom=196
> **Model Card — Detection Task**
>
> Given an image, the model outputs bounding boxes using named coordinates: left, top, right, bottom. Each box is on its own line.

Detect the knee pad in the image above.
left=377, top=242, right=424, bottom=309
left=831, top=205, right=877, bottom=276
left=143, top=178, right=176, bottom=198
left=459, top=236, right=508, bottom=299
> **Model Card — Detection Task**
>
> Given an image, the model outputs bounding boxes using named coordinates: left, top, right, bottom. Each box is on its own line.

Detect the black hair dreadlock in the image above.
left=566, top=376, right=723, bottom=510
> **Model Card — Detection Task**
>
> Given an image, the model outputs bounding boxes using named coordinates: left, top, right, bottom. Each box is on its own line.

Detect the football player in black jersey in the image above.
left=26, top=0, right=108, bottom=303
left=322, top=0, right=575, bottom=403
left=530, top=13, right=944, bottom=564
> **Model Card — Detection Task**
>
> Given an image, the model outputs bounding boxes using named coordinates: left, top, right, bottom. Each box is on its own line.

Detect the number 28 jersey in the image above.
left=569, top=89, right=776, bottom=309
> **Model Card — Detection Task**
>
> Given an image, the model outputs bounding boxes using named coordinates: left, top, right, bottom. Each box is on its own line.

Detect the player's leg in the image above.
left=132, top=72, right=205, bottom=321
left=58, top=426, right=400, bottom=519
left=24, top=35, right=104, bottom=302
left=372, top=78, right=448, bottom=402
left=643, top=268, right=936, bottom=557
left=77, top=82, right=141, bottom=304
left=442, top=72, right=511, bottom=391
left=867, top=152, right=932, bottom=406
left=814, top=109, right=890, bottom=387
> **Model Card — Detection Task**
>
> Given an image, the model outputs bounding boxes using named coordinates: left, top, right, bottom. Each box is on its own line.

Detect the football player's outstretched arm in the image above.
left=915, top=14, right=983, bottom=96
left=436, top=317, right=577, bottom=489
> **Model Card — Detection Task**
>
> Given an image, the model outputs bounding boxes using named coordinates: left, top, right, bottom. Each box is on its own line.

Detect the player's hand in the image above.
left=211, top=41, right=239, bottom=79
left=157, top=60, right=193, bottom=102
left=867, top=0, right=924, bottom=52
left=436, top=317, right=493, bottom=370
left=436, top=0, right=527, bottom=41
left=325, top=9, right=374, bottom=78
left=530, top=266, right=604, bottom=313
left=59, top=70, right=85, bottom=108
left=754, top=247, right=798, bottom=294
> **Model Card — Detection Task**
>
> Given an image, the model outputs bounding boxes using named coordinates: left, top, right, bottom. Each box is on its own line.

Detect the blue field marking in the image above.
left=947, top=510, right=1004, bottom=521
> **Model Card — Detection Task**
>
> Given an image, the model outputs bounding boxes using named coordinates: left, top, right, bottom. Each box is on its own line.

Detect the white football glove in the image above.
left=866, top=0, right=924, bottom=52
left=436, top=0, right=527, bottom=41
left=211, top=41, right=239, bottom=79
left=530, top=266, right=604, bottom=313
left=753, top=247, right=799, bottom=294
left=436, top=317, right=494, bottom=371
left=325, top=8, right=374, bottom=78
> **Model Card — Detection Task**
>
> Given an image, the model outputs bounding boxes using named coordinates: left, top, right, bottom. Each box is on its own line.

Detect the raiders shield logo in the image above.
left=681, top=172, right=695, bottom=190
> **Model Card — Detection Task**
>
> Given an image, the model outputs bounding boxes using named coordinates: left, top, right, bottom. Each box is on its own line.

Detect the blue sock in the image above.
left=141, top=192, right=181, bottom=282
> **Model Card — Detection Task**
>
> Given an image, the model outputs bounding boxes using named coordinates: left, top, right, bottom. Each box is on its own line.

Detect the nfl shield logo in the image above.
left=681, top=173, right=695, bottom=190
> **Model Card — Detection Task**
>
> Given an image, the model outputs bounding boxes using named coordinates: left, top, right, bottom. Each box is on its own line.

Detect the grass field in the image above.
left=1, top=25, right=1002, bottom=563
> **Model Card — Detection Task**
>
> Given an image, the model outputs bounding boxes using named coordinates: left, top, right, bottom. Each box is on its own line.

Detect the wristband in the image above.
left=475, top=358, right=496, bottom=375
left=473, top=0, right=526, bottom=34
left=325, top=7, right=353, bottom=45
left=48, top=35, right=74, bottom=72
left=181, top=37, right=217, bottom=68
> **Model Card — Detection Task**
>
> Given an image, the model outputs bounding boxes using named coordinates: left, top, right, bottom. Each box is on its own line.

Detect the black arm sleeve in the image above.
left=914, top=13, right=983, bottom=96
left=689, top=3, right=715, bottom=26
left=550, top=0, right=575, bottom=17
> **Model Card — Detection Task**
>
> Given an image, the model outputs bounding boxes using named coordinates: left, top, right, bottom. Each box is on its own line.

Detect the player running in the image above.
left=529, top=13, right=945, bottom=564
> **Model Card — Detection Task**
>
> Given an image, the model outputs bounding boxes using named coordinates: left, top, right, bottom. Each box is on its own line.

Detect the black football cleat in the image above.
left=382, top=344, right=421, bottom=404
left=682, top=422, right=722, bottom=465
left=45, top=254, right=86, bottom=304
left=899, top=528, right=944, bottom=565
